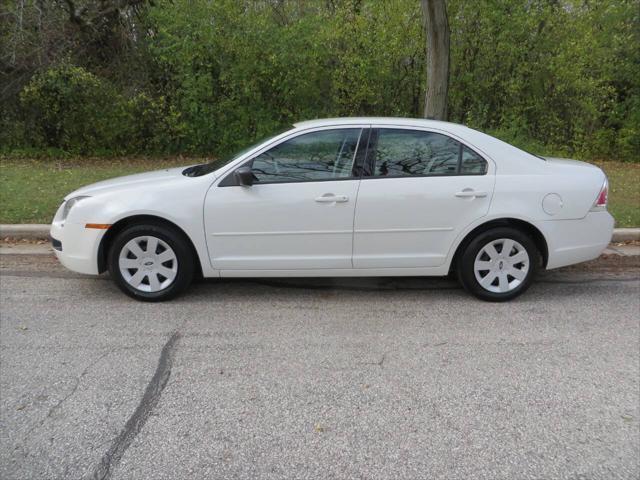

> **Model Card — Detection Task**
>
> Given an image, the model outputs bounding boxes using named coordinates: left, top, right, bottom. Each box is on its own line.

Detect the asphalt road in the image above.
left=1, top=253, right=638, bottom=480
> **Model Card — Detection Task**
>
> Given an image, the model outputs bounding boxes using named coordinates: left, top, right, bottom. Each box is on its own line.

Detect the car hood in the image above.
left=65, top=166, right=201, bottom=200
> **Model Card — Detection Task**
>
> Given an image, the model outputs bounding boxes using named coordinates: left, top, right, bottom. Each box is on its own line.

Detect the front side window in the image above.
left=249, top=128, right=362, bottom=183
left=369, top=129, right=487, bottom=177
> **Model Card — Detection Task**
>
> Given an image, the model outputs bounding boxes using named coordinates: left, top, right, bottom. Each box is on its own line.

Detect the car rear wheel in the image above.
left=108, top=224, right=194, bottom=301
left=457, top=227, right=541, bottom=302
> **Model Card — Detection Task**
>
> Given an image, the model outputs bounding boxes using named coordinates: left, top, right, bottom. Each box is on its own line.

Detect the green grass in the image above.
left=0, top=157, right=199, bottom=224
left=1, top=157, right=638, bottom=226
left=593, top=161, right=640, bottom=228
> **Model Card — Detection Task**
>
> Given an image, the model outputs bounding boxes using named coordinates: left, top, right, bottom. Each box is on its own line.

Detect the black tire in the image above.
left=456, top=227, right=541, bottom=302
left=107, top=223, right=195, bottom=302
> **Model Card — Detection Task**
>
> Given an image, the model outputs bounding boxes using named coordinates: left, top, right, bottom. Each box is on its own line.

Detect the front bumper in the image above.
left=50, top=236, right=62, bottom=251
left=539, top=211, right=615, bottom=270
left=50, top=221, right=106, bottom=275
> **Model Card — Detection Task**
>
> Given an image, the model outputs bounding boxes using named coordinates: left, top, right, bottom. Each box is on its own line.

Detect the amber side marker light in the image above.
left=85, top=223, right=111, bottom=229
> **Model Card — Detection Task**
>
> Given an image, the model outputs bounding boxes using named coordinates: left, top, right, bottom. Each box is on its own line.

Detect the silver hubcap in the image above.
left=474, top=238, right=530, bottom=293
left=119, top=236, right=178, bottom=293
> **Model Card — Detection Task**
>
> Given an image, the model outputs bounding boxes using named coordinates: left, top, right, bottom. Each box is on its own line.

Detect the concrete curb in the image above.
left=611, top=228, right=640, bottom=243
left=0, top=224, right=51, bottom=240
left=1, top=224, right=639, bottom=243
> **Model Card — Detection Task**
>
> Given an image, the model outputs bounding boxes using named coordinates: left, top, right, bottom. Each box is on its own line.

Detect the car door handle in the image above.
left=455, top=189, right=488, bottom=198
left=315, top=194, right=349, bottom=203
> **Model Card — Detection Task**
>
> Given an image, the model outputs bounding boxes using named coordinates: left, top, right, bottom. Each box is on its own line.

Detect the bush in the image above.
left=17, top=65, right=187, bottom=155
left=123, top=93, right=186, bottom=153
left=19, top=65, right=123, bottom=154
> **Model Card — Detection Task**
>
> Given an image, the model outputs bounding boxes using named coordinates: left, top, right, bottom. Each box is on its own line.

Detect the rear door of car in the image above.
left=352, top=126, right=495, bottom=269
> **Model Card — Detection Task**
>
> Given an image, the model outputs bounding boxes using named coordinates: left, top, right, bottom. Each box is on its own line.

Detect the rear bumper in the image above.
left=50, top=221, right=104, bottom=275
left=539, top=211, right=614, bottom=269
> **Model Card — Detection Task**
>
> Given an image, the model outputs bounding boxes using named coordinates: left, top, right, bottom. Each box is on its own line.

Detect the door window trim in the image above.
left=362, top=127, right=490, bottom=180
left=218, top=127, right=370, bottom=187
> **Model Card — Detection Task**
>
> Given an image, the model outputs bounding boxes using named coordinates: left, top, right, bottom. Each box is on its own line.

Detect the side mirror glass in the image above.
left=234, top=166, right=255, bottom=186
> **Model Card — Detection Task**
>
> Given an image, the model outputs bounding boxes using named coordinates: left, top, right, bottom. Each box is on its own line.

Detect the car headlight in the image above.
left=61, top=196, right=91, bottom=222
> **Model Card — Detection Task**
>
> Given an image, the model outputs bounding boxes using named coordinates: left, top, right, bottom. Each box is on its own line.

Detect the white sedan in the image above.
left=50, top=117, right=613, bottom=302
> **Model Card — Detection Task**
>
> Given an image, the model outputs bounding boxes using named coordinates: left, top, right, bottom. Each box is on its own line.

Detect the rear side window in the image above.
left=461, top=145, right=488, bottom=175
left=368, top=128, right=487, bottom=177
left=250, top=128, right=362, bottom=183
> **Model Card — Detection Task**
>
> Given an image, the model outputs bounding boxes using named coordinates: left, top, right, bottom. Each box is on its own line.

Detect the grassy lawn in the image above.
left=592, top=161, right=640, bottom=228
left=1, top=157, right=638, bottom=226
left=0, top=157, right=197, bottom=224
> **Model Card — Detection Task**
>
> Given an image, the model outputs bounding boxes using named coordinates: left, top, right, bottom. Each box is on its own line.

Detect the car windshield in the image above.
left=183, top=127, right=292, bottom=177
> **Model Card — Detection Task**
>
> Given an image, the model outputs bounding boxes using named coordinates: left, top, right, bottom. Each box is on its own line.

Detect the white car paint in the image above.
left=205, top=179, right=361, bottom=270
left=50, top=117, right=614, bottom=283
left=352, top=172, right=495, bottom=269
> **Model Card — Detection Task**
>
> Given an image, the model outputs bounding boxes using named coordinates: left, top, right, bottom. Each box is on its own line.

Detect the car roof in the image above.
left=293, top=117, right=469, bottom=133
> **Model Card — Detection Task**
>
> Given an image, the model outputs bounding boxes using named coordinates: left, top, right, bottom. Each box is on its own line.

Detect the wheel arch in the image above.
left=449, top=218, right=549, bottom=273
left=98, top=214, right=204, bottom=278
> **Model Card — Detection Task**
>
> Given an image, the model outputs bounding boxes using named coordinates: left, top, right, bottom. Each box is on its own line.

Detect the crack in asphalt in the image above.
left=47, top=352, right=111, bottom=420
left=18, top=351, right=113, bottom=448
left=88, top=331, right=181, bottom=480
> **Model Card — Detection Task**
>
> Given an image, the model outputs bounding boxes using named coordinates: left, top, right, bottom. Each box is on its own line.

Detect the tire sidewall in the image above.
left=108, top=224, right=194, bottom=301
left=458, top=227, right=541, bottom=302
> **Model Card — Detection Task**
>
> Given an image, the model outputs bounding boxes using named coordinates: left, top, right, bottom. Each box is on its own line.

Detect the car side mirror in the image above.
left=234, top=166, right=255, bottom=186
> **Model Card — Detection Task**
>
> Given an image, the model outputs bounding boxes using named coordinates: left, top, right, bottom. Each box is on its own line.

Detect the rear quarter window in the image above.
left=460, top=145, right=488, bottom=175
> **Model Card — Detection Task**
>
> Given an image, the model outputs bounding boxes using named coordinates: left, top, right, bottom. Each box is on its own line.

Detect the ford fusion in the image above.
left=50, top=118, right=613, bottom=302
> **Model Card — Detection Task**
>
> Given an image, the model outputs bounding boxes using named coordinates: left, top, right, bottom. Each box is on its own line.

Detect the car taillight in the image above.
left=591, top=179, right=608, bottom=211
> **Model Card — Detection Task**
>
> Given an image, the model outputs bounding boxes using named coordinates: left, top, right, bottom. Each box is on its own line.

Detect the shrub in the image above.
left=18, top=65, right=188, bottom=155
left=19, top=65, right=123, bottom=154
left=123, top=93, right=186, bottom=153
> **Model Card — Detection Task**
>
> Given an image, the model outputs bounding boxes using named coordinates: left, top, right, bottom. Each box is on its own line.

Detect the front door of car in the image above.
left=353, top=127, right=495, bottom=268
left=204, top=127, right=366, bottom=270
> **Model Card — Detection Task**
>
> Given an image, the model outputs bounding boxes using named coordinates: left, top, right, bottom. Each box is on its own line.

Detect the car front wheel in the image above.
left=457, top=227, right=541, bottom=302
left=108, top=224, right=194, bottom=301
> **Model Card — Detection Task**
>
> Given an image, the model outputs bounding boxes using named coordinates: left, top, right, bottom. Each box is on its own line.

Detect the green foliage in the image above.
left=145, top=0, right=425, bottom=156
left=447, top=0, right=640, bottom=161
left=19, top=65, right=121, bottom=154
left=1, top=0, right=638, bottom=161
left=17, top=65, right=184, bottom=154
left=124, top=93, right=186, bottom=153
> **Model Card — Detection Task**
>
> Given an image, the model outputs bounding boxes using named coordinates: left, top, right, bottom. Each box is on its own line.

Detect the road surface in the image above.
left=1, top=253, right=638, bottom=480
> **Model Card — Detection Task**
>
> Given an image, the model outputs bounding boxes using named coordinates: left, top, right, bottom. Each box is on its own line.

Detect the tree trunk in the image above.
left=421, top=0, right=450, bottom=120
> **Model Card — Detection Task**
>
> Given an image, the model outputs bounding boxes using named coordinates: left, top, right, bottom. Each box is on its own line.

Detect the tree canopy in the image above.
left=1, top=0, right=638, bottom=161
